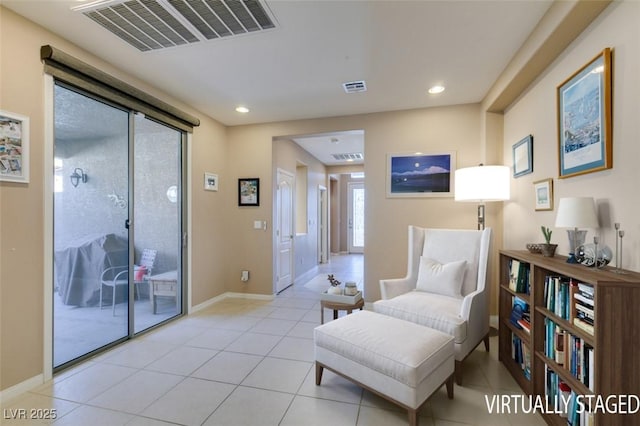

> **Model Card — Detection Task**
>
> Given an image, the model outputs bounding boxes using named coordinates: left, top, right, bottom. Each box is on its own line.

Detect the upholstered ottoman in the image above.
left=314, top=310, right=454, bottom=426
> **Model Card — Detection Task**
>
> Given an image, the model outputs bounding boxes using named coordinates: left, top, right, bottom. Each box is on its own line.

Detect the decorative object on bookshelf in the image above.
left=614, top=223, right=627, bottom=274
left=540, top=226, right=557, bottom=257
left=575, top=243, right=612, bottom=268
left=555, top=197, right=599, bottom=263
left=526, top=243, right=542, bottom=254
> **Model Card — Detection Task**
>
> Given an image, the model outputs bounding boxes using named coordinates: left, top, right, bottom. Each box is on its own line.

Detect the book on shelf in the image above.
left=554, top=330, right=566, bottom=365
left=509, top=259, right=520, bottom=291
left=511, top=334, right=531, bottom=380
left=573, top=318, right=594, bottom=335
left=508, top=259, right=530, bottom=293
left=510, top=296, right=529, bottom=330
left=517, top=318, right=530, bottom=334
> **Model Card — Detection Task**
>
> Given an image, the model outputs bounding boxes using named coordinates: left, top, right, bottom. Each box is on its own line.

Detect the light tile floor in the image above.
left=2, top=255, right=546, bottom=426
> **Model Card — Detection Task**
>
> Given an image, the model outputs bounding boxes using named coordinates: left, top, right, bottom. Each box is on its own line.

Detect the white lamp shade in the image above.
left=454, top=165, right=510, bottom=202
left=555, top=197, right=599, bottom=228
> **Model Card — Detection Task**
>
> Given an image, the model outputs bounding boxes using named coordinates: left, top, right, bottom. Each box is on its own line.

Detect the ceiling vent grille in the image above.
left=332, top=153, right=364, bottom=161
left=342, top=80, right=367, bottom=94
left=75, top=0, right=276, bottom=52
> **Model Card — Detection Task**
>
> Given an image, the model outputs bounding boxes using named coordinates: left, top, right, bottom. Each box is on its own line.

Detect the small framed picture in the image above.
left=534, top=178, right=553, bottom=211
left=0, top=110, right=29, bottom=183
left=238, top=178, right=259, bottom=206
left=204, top=172, right=218, bottom=191
left=512, top=135, right=533, bottom=178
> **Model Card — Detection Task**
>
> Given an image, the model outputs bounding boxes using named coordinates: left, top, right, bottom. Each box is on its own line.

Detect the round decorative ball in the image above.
left=575, top=243, right=612, bottom=268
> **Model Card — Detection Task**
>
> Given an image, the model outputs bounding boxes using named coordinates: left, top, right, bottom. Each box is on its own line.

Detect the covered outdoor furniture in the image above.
left=54, top=233, right=128, bottom=306
left=314, top=310, right=454, bottom=426
left=373, top=226, right=491, bottom=385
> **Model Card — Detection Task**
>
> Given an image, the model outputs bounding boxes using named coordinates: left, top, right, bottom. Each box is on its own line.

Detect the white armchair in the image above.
left=373, top=226, right=492, bottom=385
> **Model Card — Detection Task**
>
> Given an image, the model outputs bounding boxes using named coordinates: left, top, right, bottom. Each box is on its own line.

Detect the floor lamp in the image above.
left=455, top=165, right=510, bottom=230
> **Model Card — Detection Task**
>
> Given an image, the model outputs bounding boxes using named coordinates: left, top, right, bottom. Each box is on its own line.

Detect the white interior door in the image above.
left=275, top=169, right=294, bottom=293
left=348, top=182, right=365, bottom=253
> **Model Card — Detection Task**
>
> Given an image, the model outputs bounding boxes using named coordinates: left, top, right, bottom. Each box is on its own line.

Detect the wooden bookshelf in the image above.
left=499, top=250, right=640, bottom=426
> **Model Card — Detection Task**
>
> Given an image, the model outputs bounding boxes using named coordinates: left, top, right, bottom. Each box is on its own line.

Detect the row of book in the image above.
left=511, top=334, right=531, bottom=380
left=508, top=259, right=530, bottom=294
left=545, top=366, right=595, bottom=425
left=544, top=318, right=594, bottom=391
left=567, top=334, right=595, bottom=391
left=544, top=275, right=571, bottom=320
left=510, top=296, right=531, bottom=334
left=573, top=282, right=595, bottom=336
left=543, top=276, right=596, bottom=337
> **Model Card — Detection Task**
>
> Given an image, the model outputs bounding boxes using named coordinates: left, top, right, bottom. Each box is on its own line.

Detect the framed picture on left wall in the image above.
left=204, top=172, right=218, bottom=191
left=0, top=110, right=29, bottom=183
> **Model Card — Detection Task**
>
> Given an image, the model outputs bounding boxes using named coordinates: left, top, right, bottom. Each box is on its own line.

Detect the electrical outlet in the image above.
left=241, top=270, right=249, bottom=282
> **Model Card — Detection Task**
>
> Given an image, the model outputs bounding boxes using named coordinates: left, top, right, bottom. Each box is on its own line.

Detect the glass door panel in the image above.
left=133, top=115, right=182, bottom=333
left=348, top=182, right=365, bottom=253
left=53, top=83, right=129, bottom=368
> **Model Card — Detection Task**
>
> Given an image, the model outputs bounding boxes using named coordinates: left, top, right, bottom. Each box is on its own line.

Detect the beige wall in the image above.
left=226, top=104, right=496, bottom=303
left=503, top=1, right=640, bottom=271
left=0, top=8, right=228, bottom=390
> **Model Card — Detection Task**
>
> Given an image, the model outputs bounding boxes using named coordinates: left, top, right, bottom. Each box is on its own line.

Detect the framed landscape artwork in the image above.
left=534, top=178, right=553, bottom=211
left=557, top=48, right=612, bottom=178
left=386, top=152, right=455, bottom=197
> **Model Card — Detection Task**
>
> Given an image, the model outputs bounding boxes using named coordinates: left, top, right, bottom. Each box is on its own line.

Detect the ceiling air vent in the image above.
left=342, top=80, right=367, bottom=94
left=332, top=153, right=364, bottom=161
left=74, top=0, right=276, bottom=52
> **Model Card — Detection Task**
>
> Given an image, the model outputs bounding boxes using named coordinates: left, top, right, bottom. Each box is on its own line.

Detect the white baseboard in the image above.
left=224, top=292, right=274, bottom=301
left=190, top=291, right=274, bottom=314
left=0, top=374, right=44, bottom=405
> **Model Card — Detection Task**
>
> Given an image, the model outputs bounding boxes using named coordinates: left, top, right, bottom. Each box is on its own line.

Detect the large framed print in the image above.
left=386, top=151, right=455, bottom=197
left=557, top=48, right=612, bottom=179
left=0, top=110, right=29, bottom=183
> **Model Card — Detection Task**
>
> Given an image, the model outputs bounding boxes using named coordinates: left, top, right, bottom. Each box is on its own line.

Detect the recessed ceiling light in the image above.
left=235, top=106, right=250, bottom=113
left=428, top=85, right=445, bottom=94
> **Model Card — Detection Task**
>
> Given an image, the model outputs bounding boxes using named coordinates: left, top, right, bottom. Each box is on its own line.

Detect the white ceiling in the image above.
left=4, top=0, right=553, bottom=164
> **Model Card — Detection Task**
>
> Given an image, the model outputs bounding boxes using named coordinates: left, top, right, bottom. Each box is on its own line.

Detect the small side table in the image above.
left=320, top=298, right=364, bottom=324
left=148, top=270, right=179, bottom=314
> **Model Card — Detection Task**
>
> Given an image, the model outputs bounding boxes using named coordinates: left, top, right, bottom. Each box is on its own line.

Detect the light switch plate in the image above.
left=254, top=220, right=262, bottom=229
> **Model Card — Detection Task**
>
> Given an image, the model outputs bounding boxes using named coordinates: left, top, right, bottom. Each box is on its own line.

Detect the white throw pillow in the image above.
left=416, top=257, right=467, bottom=298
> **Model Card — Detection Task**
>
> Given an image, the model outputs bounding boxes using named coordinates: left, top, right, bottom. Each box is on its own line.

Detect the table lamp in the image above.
left=455, top=164, right=510, bottom=230
left=554, top=197, right=599, bottom=263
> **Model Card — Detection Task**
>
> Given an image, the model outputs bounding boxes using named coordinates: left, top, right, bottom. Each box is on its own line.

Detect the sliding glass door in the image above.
left=133, top=114, right=183, bottom=333
left=53, top=83, right=184, bottom=369
left=53, top=84, right=130, bottom=367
